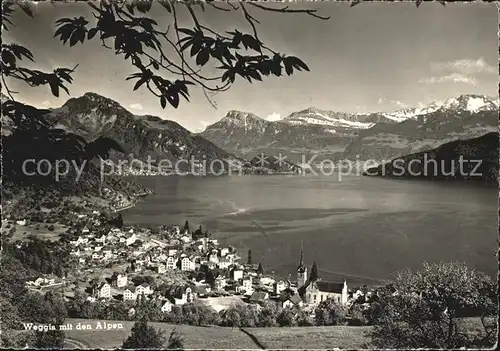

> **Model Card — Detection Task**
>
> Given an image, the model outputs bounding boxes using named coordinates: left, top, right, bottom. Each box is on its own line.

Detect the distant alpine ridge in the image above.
left=200, top=94, right=499, bottom=162
left=363, top=132, right=498, bottom=182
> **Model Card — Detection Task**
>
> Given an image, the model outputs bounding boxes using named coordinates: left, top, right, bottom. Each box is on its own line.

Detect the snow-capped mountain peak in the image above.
left=440, top=94, right=497, bottom=113
left=284, top=107, right=375, bottom=129
left=382, top=94, right=498, bottom=121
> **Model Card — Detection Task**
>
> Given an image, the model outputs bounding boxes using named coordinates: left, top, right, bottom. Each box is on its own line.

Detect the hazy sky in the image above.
left=4, top=1, right=498, bottom=131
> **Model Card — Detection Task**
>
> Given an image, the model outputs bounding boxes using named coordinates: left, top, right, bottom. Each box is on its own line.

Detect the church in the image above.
left=295, top=243, right=349, bottom=305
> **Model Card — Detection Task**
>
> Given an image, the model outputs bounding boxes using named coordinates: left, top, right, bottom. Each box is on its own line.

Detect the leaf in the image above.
left=350, top=0, right=362, bottom=7
left=78, top=29, right=86, bottom=44
left=48, top=80, right=60, bottom=97
left=196, top=49, right=210, bottom=66
left=190, top=39, right=202, bottom=57
left=178, top=28, right=197, bottom=37
left=133, top=78, right=147, bottom=91
left=180, top=39, right=193, bottom=52
left=416, top=0, right=423, bottom=8
left=69, top=32, right=79, bottom=47
left=167, top=93, right=180, bottom=108
left=160, top=96, right=166, bottom=109
left=136, top=1, right=152, bottom=14
left=18, top=1, right=34, bottom=17
left=283, top=59, right=293, bottom=76
left=159, top=0, right=172, bottom=13
left=241, top=34, right=261, bottom=52
left=87, top=28, right=98, bottom=40
left=285, top=56, right=309, bottom=72
left=247, top=70, right=262, bottom=81
left=270, top=62, right=282, bottom=76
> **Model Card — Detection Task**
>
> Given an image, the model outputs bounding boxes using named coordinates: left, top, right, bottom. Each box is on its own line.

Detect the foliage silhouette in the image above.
left=368, top=262, right=497, bottom=348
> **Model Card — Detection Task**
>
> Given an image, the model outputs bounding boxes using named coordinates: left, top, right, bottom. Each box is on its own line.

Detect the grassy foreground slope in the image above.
left=64, top=318, right=490, bottom=349
left=64, top=318, right=370, bottom=349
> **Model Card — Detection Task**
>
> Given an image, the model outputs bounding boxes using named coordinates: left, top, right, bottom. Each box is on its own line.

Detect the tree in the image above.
left=205, top=269, right=216, bottom=287
left=256, top=262, right=264, bottom=275
left=368, top=262, right=498, bottom=349
left=247, top=249, right=252, bottom=265
left=122, top=318, right=167, bottom=349
left=314, top=298, right=347, bottom=326
left=310, top=262, right=318, bottom=282
left=256, top=301, right=280, bottom=327
left=166, top=329, right=184, bottom=350
left=295, top=309, right=313, bottom=326
left=277, top=308, right=296, bottom=327
left=183, top=220, right=190, bottom=234
left=33, top=328, right=65, bottom=349
left=219, top=303, right=257, bottom=327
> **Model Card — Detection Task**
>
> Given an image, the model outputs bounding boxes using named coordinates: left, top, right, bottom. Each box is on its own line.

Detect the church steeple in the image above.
left=296, top=240, right=307, bottom=288
left=297, top=240, right=305, bottom=273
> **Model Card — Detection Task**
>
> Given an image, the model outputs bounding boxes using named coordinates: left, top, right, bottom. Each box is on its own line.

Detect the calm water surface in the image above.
left=122, top=175, right=497, bottom=285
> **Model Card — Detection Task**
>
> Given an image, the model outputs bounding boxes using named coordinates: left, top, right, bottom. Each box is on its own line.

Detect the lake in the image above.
left=122, top=174, right=497, bottom=286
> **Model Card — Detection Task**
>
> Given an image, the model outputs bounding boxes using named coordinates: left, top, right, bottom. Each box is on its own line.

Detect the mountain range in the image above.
left=3, top=92, right=497, bottom=171
left=44, top=92, right=241, bottom=172
left=200, top=94, right=499, bottom=163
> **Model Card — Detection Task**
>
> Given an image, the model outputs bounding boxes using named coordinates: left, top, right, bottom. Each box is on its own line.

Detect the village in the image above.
left=13, top=208, right=380, bottom=322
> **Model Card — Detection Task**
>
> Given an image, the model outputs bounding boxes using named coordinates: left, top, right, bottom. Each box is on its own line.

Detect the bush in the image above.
left=347, top=304, right=368, bottom=326
left=219, top=303, right=258, bottom=327
left=277, top=308, right=296, bottom=327
left=295, top=309, right=313, bottom=326
left=314, top=298, right=347, bottom=326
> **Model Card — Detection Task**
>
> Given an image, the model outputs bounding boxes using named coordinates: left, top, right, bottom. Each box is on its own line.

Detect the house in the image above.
left=230, top=268, right=243, bottom=281
left=217, top=257, right=231, bottom=270
left=283, top=294, right=303, bottom=309
left=168, top=248, right=178, bottom=256
left=123, top=288, right=137, bottom=301
left=180, top=235, right=192, bottom=243
left=208, top=254, right=219, bottom=264
left=259, top=275, right=275, bottom=286
left=166, top=256, right=177, bottom=270
left=126, top=233, right=138, bottom=246
left=33, top=277, right=45, bottom=286
left=181, top=257, right=195, bottom=271
left=219, top=247, right=229, bottom=257
left=169, top=285, right=196, bottom=304
left=111, top=273, right=128, bottom=288
left=156, top=263, right=166, bottom=274
left=249, top=291, right=269, bottom=304
left=273, top=280, right=287, bottom=295
left=96, top=283, right=111, bottom=299
left=135, top=283, right=153, bottom=296
left=161, top=299, right=174, bottom=313
left=241, top=276, right=253, bottom=294
left=215, top=276, right=227, bottom=290
left=95, top=235, right=107, bottom=244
